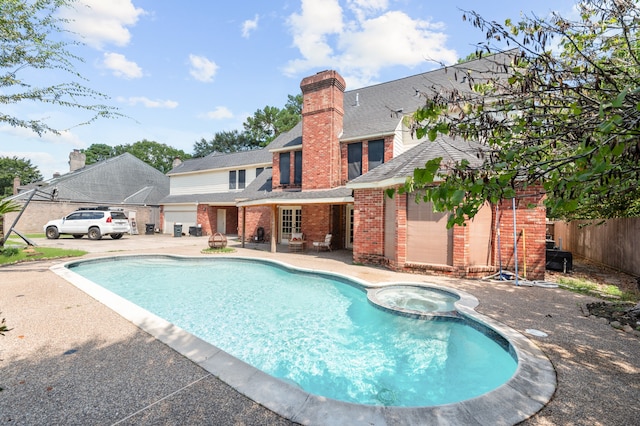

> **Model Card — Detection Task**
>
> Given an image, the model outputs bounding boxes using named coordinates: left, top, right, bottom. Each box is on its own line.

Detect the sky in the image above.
left=2, top=0, right=579, bottom=180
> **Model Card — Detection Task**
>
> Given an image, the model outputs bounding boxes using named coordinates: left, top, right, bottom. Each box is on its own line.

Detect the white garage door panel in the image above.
left=164, top=208, right=196, bottom=234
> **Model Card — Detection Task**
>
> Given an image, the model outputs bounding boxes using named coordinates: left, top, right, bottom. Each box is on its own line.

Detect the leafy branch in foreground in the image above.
left=0, top=313, right=10, bottom=336
left=404, top=0, right=640, bottom=225
left=0, top=0, right=122, bottom=135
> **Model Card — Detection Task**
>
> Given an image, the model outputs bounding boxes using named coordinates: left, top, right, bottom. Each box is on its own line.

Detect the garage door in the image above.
left=163, top=206, right=196, bottom=235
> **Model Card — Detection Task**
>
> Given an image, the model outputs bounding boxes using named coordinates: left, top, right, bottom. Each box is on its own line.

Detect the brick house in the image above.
left=163, top=53, right=547, bottom=280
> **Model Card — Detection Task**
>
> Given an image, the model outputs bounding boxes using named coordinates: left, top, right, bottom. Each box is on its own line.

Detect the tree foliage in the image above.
left=193, top=130, right=258, bottom=157
left=0, top=0, right=121, bottom=135
left=0, top=156, right=44, bottom=198
left=403, top=0, right=640, bottom=226
left=242, top=94, right=302, bottom=146
left=81, top=143, right=115, bottom=164
left=194, top=94, right=302, bottom=157
left=83, top=140, right=191, bottom=173
left=0, top=198, right=21, bottom=247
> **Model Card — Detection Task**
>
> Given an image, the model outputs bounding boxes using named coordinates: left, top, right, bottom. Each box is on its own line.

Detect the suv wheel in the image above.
left=46, top=226, right=59, bottom=239
left=111, top=233, right=123, bottom=240
left=87, top=227, right=102, bottom=240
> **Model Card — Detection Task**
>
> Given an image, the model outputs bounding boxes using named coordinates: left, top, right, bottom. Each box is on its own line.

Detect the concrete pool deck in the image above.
left=1, top=234, right=639, bottom=424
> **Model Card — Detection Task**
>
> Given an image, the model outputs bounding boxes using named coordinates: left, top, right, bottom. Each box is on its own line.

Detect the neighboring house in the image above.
left=164, top=52, right=546, bottom=280
left=4, top=151, right=169, bottom=235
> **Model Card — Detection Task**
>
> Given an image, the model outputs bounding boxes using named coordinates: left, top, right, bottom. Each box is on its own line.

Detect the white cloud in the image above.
left=0, top=127, right=86, bottom=178
left=242, top=15, right=259, bottom=38
left=201, top=107, right=234, bottom=120
left=287, top=0, right=344, bottom=66
left=285, top=0, right=457, bottom=87
left=60, top=0, right=145, bottom=49
left=102, top=52, right=143, bottom=79
left=0, top=125, right=84, bottom=147
left=189, top=55, right=219, bottom=82
left=117, top=96, right=178, bottom=109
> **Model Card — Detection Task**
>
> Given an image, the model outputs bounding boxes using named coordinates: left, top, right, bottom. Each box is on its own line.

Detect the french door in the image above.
left=346, top=205, right=354, bottom=249
left=280, top=207, right=302, bottom=243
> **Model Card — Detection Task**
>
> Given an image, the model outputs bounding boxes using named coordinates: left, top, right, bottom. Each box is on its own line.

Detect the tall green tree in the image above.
left=242, top=94, right=302, bottom=146
left=0, top=0, right=121, bottom=135
left=193, top=130, right=257, bottom=157
left=0, top=156, right=43, bottom=198
left=115, top=140, right=191, bottom=173
left=401, top=0, right=640, bottom=226
left=82, top=143, right=117, bottom=164
left=83, top=141, right=191, bottom=173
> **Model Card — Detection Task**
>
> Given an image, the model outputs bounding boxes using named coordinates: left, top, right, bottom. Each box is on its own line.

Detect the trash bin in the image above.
left=173, top=223, right=183, bottom=237
left=189, top=225, right=202, bottom=237
left=145, top=224, right=155, bottom=235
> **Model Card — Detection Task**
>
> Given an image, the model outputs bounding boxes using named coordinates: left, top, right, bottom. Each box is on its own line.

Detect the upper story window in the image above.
left=238, top=169, right=246, bottom=189
left=368, top=139, right=384, bottom=171
left=294, top=151, right=302, bottom=185
left=347, top=142, right=362, bottom=180
left=256, top=167, right=264, bottom=177
left=228, top=169, right=246, bottom=190
left=280, top=152, right=290, bottom=185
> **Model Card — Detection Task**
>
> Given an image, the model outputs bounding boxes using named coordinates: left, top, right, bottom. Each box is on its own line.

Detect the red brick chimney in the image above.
left=300, top=70, right=345, bottom=190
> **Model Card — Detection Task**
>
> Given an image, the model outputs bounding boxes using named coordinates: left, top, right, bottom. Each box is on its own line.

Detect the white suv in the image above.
left=44, top=207, right=131, bottom=240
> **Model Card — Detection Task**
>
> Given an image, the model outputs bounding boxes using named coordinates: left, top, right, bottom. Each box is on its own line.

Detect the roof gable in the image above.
left=10, top=153, right=169, bottom=205
left=347, top=137, right=487, bottom=188
left=168, top=148, right=272, bottom=175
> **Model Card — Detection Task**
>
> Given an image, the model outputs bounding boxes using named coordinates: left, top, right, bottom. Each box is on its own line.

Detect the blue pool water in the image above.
left=68, top=256, right=517, bottom=407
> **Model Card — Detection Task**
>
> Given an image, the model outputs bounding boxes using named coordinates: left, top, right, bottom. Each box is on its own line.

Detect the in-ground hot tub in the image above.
left=369, top=285, right=459, bottom=317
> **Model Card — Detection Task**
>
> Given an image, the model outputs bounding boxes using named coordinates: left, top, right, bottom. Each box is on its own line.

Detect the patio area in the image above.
left=1, top=234, right=639, bottom=425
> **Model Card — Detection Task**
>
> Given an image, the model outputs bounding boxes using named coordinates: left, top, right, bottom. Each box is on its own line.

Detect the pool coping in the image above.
left=51, top=254, right=556, bottom=426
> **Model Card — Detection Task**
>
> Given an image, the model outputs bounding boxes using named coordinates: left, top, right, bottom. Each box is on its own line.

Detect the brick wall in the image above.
left=340, top=136, right=394, bottom=185
left=300, top=70, right=345, bottom=190
left=196, top=205, right=239, bottom=236
left=353, top=187, right=547, bottom=280
left=197, top=205, right=212, bottom=235
left=272, top=153, right=281, bottom=190
left=353, top=188, right=386, bottom=265
left=301, top=204, right=331, bottom=244
left=238, top=206, right=272, bottom=241
left=496, top=187, right=547, bottom=280
left=271, top=151, right=303, bottom=191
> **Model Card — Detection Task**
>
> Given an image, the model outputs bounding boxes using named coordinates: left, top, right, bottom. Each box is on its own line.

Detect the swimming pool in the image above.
left=53, top=255, right=556, bottom=425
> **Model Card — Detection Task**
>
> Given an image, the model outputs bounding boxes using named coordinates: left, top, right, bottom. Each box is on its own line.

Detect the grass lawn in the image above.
left=557, top=276, right=638, bottom=302
left=0, top=244, right=86, bottom=266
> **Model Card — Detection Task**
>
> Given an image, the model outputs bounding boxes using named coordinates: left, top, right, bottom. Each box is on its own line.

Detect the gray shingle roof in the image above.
left=268, top=51, right=516, bottom=150
left=168, top=148, right=272, bottom=175
left=9, top=153, right=169, bottom=205
left=266, top=123, right=302, bottom=151
left=348, top=137, right=488, bottom=187
left=235, top=168, right=352, bottom=205
left=160, top=191, right=245, bottom=204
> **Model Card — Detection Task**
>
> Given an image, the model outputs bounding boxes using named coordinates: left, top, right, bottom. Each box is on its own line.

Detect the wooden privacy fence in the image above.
left=553, top=218, right=640, bottom=278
